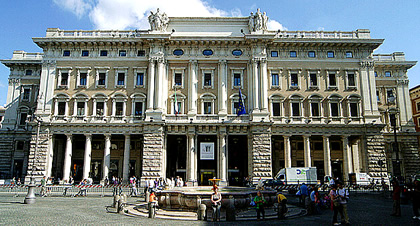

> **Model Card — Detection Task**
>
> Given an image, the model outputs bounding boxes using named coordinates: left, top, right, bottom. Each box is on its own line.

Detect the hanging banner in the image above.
left=200, top=142, right=215, bottom=160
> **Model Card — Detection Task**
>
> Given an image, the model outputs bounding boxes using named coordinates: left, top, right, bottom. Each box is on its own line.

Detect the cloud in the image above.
left=53, top=0, right=285, bottom=31
left=268, top=20, right=287, bottom=31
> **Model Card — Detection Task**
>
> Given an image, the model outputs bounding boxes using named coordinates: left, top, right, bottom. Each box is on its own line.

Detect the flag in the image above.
left=237, top=88, right=246, bottom=116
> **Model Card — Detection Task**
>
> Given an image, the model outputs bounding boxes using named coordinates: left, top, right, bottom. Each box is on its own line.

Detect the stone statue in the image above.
left=148, top=8, right=169, bottom=32
left=248, top=8, right=269, bottom=32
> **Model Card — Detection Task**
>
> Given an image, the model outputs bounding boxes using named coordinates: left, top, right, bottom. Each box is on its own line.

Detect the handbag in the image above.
left=250, top=200, right=256, bottom=207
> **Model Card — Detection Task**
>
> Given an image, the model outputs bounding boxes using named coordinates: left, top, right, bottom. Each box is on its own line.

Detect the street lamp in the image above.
left=389, top=110, right=401, bottom=178
left=24, top=116, right=42, bottom=204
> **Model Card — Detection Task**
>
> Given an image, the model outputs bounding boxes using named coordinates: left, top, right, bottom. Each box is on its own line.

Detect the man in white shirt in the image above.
left=337, top=182, right=350, bottom=225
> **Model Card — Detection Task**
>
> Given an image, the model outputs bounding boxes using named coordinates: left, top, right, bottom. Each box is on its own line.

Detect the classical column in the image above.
left=147, top=59, right=156, bottom=110
left=186, top=133, right=196, bottom=183
left=218, top=132, right=227, bottom=184
left=63, top=134, right=73, bottom=182
left=342, top=135, right=353, bottom=182
left=253, top=59, right=260, bottom=111
left=284, top=135, right=292, bottom=168
left=260, top=58, right=268, bottom=111
left=188, top=60, right=198, bottom=115
left=218, top=59, right=227, bottom=115
left=123, top=134, right=131, bottom=182
left=323, top=135, right=332, bottom=177
left=46, top=134, right=54, bottom=178
left=155, top=58, right=165, bottom=110
left=103, top=134, right=111, bottom=181
left=82, top=134, right=92, bottom=180
left=303, top=135, right=312, bottom=167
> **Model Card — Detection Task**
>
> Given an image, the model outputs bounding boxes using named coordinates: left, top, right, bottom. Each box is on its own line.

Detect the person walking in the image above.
left=40, top=176, right=47, bottom=197
left=329, top=184, right=344, bottom=225
left=337, top=182, right=350, bottom=225
left=391, top=179, right=401, bottom=217
left=211, top=187, right=222, bottom=221
left=412, top=180, right=420, bottom=220
left=277, top=192, right=288, bottom=219
left=254, top=191, right=266, bottom=220
left=299, top=183, right=309, bottom=207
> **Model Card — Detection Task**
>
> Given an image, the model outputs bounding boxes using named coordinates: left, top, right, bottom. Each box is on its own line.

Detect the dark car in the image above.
left=263, top=179, right=284, bottom=187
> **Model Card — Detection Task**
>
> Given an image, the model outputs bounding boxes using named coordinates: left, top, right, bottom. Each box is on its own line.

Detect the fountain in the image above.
left=156, top=179, right=277, bottom=210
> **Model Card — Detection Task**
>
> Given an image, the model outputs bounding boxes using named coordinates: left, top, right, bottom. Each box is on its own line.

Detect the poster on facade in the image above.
left=200, top=142, right=214, bottom=160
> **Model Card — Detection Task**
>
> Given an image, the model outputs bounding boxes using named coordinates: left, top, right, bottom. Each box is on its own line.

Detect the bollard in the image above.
left=117, top=199, right=122, bottom=213
left=113, top=195, right=120, bottom=208
left=148, top=202, right=156, bottom=218
left=145, top=190, right=150, bottom=203
left=226, top=202, right=236, bottom=221
left=197, top=204, right=206, bottom=221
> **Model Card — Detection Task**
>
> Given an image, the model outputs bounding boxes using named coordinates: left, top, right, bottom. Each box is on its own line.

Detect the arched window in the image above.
left=54, top=93, right=70, bottom=119
left=111, top=93, right=127, bottom=119
left=308, top=94, right=323, bottom=120
left=73, top=93, right=89, bottom=120
left=229, top=93, right=247, bottom=115
left=200, top=93, right=217, bottom=115
left=269, top=94, right=284, bottom=117
left=170, top=92, right=186, bottom=115
left=92, top=93, right=108, bottom=119
left=327, top=94, right=342, bottom=119
left=131, top=93, right=146, bottom=119
left=288, top=94, right=304, bottom=119
left=347, top=95, right=361, bottom=119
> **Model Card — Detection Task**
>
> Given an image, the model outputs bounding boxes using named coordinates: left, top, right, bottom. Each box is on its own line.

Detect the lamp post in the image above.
left=389, top=112, right=401, bottom=178
left=24, top=116, right=42, bottom=204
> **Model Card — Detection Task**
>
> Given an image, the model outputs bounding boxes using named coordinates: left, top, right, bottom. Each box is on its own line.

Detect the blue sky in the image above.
left=1, top=0, right=419, bottom=106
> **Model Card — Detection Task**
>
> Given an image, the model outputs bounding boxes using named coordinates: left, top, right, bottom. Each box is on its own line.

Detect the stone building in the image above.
left=409, top=85, right=420, bottom=151
left=1, top=9, right=419, bottom=185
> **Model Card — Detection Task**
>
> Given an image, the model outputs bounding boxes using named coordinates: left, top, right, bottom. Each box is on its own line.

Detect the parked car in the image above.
left=263, top=179, right=284, bottom=187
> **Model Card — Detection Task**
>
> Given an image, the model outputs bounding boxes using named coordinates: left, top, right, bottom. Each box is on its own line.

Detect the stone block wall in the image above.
left=366, top=134, right=387, bottom=180
left=251, top=132, right=272, bottom=183
left=141, top=125, right=164, bottom=180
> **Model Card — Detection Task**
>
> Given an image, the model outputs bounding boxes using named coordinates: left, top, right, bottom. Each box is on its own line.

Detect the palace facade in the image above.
left=1, top=9, right=419, bottom=185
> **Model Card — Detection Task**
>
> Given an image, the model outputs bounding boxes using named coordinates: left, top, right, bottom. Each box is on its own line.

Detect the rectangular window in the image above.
left=204, top=73, right=212, bottom=86
left=292, top=103, right=300, bottom=116
left=117, top=73, right=125, bottom=86
left=271, top=51, right=278, bottom=57
left=348, top=73, right=355, bottom=87
left=417, top=102, right=420, bottom=112
left=17, top=141, right=24, bottom=150
left=233, top=102, right=239, bottom=114
left=98, top=73, right=106, bottom=86
left=81, top=50, right=89, bottom=57
left=272, top=74, right=279, bottom=86
left=175, top=102, right=182, bottom=114
left=134, top=102, right=143, bottom=116
left=26, top=70, right=33, bottom=76
left=377, top=91, right=380, bottom=102
left=272, top=103, right=281, bottom=116
left=204, top=102, right=212, bottom=114
left=310, top=73, right=317, bottom=87
left=58, top=102, right=66, bottom=115
left=291, top=73, right=298, bottom=87
left=330, top=103, right=339, bottom=117
left=308, top=51, right=316, bottom=58
left=329, top=73, right=337, bottom=87
left=23, top=88, right=30, bottom=101
left=375, top=71, right=378, bottom=77
left=77, top=102, right=85, bottom=116
left=61, top=73, right=69, bottom=86
left=234, top=73, right=241, bottom=86
left=100, top=50, right=108, bottom=56
left=175, top=73, right=182, bottom=86
left=385, top=71, right=392, bottom=77
left=63, top=50, right=70, bottom=57
left=136, top=73, right=144, bottom=86
left=327, top=51, right=334, bottom=58
left=137, top=50, right=145, bottom=57
left=119, top=50, right=127, bottom=57
left=387, top=90, right=394, bottom=98
left=350, top=103, right=358, bottom=117
left=290, top=51, right=297, bottom=58
left=19, top=113, right=27, bottom=126
left=96, top=102, right=104, bottom=116
left=346, top=51, right=353, bottom=58
left=80, top=73, right=87, bottom=86
left=116, top=102, right=124, bottom=116
left=311, top=103, right=320, bottom=116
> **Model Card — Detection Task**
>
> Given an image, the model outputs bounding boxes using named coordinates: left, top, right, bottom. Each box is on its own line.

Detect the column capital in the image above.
left=65, top=133, right=72, bottom=139
left=124, top=133, right=131, bottom=138
left=303, top=134, right=311, bottom=138
left=341, top=135, right=350, bottom=139
left=283, top=134, right=292, bottom=138
left=322, top=135, right=331, bottom=138
left=84, top=133, right=92, bottom=138
left=104, top=134, right=111, bottom=140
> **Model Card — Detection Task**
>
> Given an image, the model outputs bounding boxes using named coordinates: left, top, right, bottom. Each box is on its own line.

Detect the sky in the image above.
left=1, top=0, right=419, bottom=106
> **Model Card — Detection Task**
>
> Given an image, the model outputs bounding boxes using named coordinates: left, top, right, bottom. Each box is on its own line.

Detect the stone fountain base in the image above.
left=156, top=186, right=277, bottom=210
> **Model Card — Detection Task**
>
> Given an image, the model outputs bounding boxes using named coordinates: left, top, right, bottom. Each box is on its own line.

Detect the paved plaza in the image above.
left=0, top=192, right=419, bottom=225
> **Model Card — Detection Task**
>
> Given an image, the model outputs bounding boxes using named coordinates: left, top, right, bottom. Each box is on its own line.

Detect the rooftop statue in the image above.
left=148, top=8, right=169, bottom=32
left=248, top=8, right=268, bottom=32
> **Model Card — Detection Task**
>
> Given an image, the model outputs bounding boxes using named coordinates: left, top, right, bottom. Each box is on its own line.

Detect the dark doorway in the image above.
left=313, top=161, right=325, bottom=183
left=332, top=161, right=343, bottom=181
left=197, top=135, right=217, bottom=185
left=91, top=160, right=102, bottom=183
left=13, top=160, right=23, bottom=179
left=72, top=160, right=83, bottom=181
left=166, top=135, right=187, bottom=181
left=228, top=135, right=248, bottom=186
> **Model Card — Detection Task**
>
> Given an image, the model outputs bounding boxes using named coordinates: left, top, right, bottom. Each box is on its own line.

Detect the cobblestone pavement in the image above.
left=0, top=192, right=419, bottom=225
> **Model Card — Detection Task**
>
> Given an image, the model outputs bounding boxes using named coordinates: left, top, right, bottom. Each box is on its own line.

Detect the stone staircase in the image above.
left=123, top=201, right=305, bottom=221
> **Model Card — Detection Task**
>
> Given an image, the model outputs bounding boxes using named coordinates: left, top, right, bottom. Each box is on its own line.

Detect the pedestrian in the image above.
left=412, top=180, right=420, bottom=220
left=337, top=182, right=350, bottom=225
left=40, top=176, right=47, bottom=197
left=299, top=183, right=309, bottom=207
left=309, top=185, right=317, bottom=215
left=211, top=187, right=222, bottom=221
left=254, top=191, right=266, bottom=220
left=329, top=177, right=335, bottom=186
left=277, top=192, right=288, bottom=219
left=391, top=179, right=401, bottom=217
left=329, top=184, right=344, bottom=225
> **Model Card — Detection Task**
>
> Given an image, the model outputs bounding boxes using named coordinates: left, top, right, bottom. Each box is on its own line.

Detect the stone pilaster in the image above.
left=25, top=126, right=50, bottom=184
left=366, top=134, right=387, bottom=180
left=141, top=125, right=164, bottom=183
left=251, top=127, right=272, bottom=183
